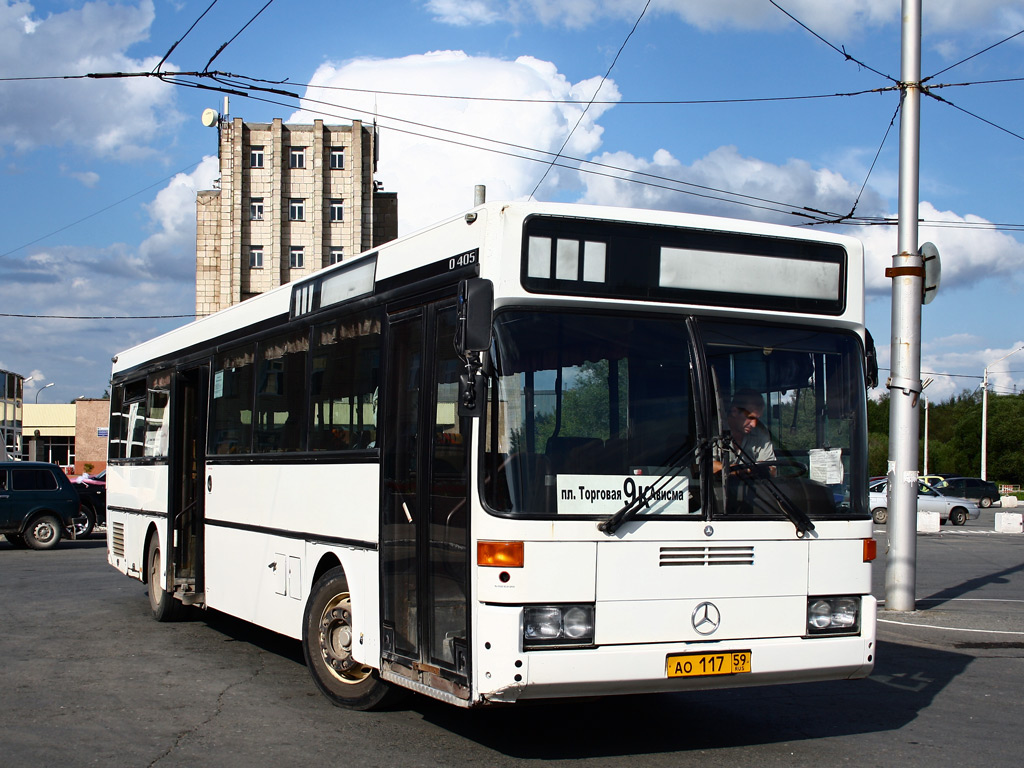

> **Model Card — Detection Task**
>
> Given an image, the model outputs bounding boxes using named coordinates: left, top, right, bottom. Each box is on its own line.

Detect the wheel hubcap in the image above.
left=318, top=593, right=370, bottom=684
left=33, top=521, right=56, bottom=543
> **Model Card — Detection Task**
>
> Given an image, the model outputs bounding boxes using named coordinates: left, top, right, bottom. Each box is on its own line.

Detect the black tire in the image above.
left=980, top=496, right=993, bottom=509
left=950, top=508, right=968, bottom=526
left=24, top=514, right=62, bottom=550
left=68, top=505, right=95, bottom=539
left=872, top=507, right=887, bottom=525
left=5, top=533, right=29, bottom=549
left=147, top=534, right=185, bottom=622
left=303, top=567, right=394, bottom=710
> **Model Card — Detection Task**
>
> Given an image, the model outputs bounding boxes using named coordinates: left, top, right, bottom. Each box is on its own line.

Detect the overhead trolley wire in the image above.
left=924, top=28, right=1024, bottom=82
left=768, top=0, right=899, bottom=85
left=153, top=0, right=222, bottom=74
left=203, top=0, right=278, bottom=72
left=529, top=0, right=653, bottom=199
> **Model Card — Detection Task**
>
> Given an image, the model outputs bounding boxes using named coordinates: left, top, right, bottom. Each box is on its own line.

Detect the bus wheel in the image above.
left=303, top=568, right=394, bottom=711
left=147, top=535, right=185, bottom=622
left=25, top=514, right=62, bottom=550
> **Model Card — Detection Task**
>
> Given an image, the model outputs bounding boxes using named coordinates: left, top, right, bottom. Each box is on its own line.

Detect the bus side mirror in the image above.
left=457, top=278, right=493, bottom=355
left=864, top=329, right=879, bottom=389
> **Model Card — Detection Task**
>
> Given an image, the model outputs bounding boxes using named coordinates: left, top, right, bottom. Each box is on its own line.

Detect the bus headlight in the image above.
left=807, top=596, right=861, bottom=635
left=523, top=605, right=595, bottom=649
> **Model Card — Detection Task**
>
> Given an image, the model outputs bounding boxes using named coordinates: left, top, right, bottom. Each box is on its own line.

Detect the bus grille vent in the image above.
left=111, top=522, right=125, bottom=558
left=659, top=545, right=754, bottom=567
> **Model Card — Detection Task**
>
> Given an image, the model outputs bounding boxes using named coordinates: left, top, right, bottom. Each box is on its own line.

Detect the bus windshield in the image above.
left=482, top=310, right=868, bottom=522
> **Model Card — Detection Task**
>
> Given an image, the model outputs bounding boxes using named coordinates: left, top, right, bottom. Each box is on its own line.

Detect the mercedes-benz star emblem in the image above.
left=704, top=525, right=714, bottom=537
left=691, top=601, right=721, bottom=635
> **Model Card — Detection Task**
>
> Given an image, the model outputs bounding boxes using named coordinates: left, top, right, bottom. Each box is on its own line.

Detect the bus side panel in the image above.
left=106, top=464, right=169, bottom=581
left=204, top=463, right=379, bottom=543
left=202, top=463, right=381, bottom=639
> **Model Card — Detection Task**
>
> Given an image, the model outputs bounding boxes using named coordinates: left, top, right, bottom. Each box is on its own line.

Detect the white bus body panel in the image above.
left=203, top=463, right=380, bottom=641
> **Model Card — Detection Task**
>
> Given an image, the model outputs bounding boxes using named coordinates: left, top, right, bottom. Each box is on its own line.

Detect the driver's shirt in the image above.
left=740, top=425, right=776, bottom=463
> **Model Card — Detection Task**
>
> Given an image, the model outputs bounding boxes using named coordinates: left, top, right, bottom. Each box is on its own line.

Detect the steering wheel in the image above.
left=730, top=459, right=807, bottom=478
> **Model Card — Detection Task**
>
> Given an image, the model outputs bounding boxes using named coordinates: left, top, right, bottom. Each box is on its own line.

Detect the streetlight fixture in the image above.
left=981, top=345, right=1024, bottom=480
left=35, top=382, right=55, bottom=403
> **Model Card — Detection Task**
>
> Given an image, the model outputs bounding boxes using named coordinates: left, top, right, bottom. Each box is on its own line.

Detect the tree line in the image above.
left=867, top=390, right=1024, bottom=485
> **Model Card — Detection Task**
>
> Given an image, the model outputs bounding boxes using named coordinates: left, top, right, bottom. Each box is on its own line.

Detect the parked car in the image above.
left=868, top=478, right=980, bottom=526
left=1, top=462, right=85, bottom=549
left=920, top=473, right=957, bottom=487
left=932, top=476, right=1001, bottom=508
left=72, top=469, right=106, bottom=537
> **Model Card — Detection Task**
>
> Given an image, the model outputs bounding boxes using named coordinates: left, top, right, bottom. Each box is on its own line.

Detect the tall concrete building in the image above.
left=196, top=117, right=398, bottom=316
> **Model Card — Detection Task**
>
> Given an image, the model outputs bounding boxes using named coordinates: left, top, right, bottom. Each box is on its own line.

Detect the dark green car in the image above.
left=1, top=462, right=85, bottom=550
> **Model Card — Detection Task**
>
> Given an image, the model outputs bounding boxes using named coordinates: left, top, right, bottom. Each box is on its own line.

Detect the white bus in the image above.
left=107, top=201, right=877, bottom=710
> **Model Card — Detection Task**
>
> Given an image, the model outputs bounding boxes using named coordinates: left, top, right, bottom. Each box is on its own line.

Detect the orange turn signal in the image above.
left=478, top=540, right=525, bottom=568
left=863, top=538, right=877, bottom=562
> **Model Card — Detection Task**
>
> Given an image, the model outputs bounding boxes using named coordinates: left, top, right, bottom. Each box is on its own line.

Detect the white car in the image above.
left=868, top=479, right=980, bottom=526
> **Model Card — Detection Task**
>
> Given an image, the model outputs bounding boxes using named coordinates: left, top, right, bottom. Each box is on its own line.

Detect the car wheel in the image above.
left=24, top=514, right=62, bottom=550
left=303, top=567, right=396, bottom=711
left=147, top=534, right=185, bottom=622
left=68, top=505, right=95, bottom=539
left=872, top=507, right=888, bottom=525
left=5, top=533, right=30, bottom=549
left=950, top=508, right=968, bottom=526
left=980, top=496, right=992, bottom=509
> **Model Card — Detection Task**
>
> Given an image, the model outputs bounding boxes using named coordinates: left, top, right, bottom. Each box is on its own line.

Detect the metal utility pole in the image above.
left=981, top=345, right=1024, bottom=480
left=885, top=0, right=923, bottom=613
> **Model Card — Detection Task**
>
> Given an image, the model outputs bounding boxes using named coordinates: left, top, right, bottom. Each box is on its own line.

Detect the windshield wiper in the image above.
left=598, top=440, right=702, bottom=536
left=726, top=437, right=816, bottom=538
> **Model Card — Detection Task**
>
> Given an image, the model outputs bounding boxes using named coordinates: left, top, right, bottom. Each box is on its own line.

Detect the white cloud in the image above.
left=0, top=1, right=180, bottom=158
left=850, top=202, right=1024, bottom=296
left=291, top=51, right=619, bottom=232
left=578, top=144, right=887, bottom=225
left=429, top=0, right=1023, bottom=36
left=0, top=156, right=218, bottom=399
left=139, top=156, right=220, bottom=280
left=59, top=165, right=100, bottom=187
left=425, top=0, right=501, bottom=25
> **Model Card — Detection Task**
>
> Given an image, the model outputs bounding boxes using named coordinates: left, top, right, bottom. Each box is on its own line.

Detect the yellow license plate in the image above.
left=666, top=651, right=752, bottom=678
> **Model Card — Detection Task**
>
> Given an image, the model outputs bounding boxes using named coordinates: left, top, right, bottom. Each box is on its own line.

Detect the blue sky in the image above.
left=2, top=0, right=1024, bottom=406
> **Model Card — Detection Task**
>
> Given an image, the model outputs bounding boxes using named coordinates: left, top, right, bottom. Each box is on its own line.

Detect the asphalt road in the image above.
left=1, top=511, right=1022, bottom=768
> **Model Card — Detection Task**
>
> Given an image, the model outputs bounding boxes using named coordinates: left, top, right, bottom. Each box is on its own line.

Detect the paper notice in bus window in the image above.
left=809, top=448, right=843, bottom=484
left=213, top=370, right=224, bottom=399
left=556, top=474, right=693, bottom=516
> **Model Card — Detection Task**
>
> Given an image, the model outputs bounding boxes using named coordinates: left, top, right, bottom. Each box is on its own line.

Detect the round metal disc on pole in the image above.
left=920, top=242, right=941, bottom=305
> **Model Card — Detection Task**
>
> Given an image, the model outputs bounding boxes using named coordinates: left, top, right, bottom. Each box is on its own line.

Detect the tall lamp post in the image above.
left=981, top=345, right=1024, bottom=480
left=35, top=382, right=55, bottom=403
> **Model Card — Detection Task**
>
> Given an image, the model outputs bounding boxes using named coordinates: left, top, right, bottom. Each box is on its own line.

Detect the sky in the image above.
left=2, top=0, right=1024, bottom=407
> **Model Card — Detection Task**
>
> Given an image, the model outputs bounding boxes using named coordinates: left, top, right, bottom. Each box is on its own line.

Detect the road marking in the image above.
left=877, top=618, right=1024, bottom=636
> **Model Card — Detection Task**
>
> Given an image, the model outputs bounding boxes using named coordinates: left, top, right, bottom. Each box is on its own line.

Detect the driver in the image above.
left=714, top=389, right=776, bottom=475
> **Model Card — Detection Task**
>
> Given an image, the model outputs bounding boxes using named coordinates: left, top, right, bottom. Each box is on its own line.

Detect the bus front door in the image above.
left=381, top=300, right=471, bottom=700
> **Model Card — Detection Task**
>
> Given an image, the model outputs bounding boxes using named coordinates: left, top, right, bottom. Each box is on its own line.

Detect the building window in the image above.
left=289, top=199, right=305, bottom=221
left=250, top=146, right=264, bottom=168
left=329, top=249, right=344, bottom=265
left=249, top=247, right=264, bottom=269
left=250, top=198, right=264, bottom=220
left=330, top=200, right=344, bottom=223
left=289, top=146, right=305, bottom=169
left=290, top=247, right=305, bottom=269
left=330, top=146, right=345, bottom=169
